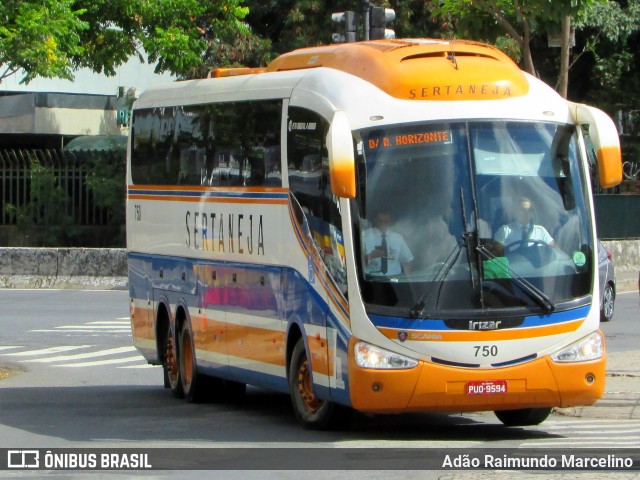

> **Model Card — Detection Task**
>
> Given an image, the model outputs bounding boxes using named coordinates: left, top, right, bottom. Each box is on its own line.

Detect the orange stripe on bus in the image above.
left=226, top=323, right=287, bottom=367
left=306, top=334, right=333, bottom=377
left=193, top=315, right=227, bottom=356
left=127, top=194, right=287, bottom=204
left=378, top=319, right=584, bottom=342
left=130, top=306, right=154, bottom=341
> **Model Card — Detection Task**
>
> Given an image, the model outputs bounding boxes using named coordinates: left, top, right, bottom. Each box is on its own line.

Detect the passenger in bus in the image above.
left=363, top=210, right=414, bottom=276
left=494, top=196, right=556, bottom=248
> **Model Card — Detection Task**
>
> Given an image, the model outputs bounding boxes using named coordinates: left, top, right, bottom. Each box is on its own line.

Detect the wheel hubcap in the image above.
left=166, top=335, right=179, bottom=381
left=297, top=359, right=321, bottom=412
left=603, top=287, right=614, bottom=317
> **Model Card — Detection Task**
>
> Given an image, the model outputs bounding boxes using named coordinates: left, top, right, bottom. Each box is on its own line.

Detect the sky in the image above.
left=1, top=55, right=175, bottom=96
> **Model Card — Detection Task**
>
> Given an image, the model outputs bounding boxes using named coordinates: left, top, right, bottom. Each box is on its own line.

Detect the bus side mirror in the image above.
left=327, top=111, right=356, bottom=198
left=572, top=103, right=622, bottom=189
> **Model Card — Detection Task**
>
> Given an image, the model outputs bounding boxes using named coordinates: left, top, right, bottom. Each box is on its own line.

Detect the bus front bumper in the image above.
left=347, top=337, right=606, bottom=414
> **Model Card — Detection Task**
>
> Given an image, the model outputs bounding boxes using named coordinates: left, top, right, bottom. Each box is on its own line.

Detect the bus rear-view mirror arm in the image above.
left=571, top=103, right=622, bottom=189
left=327, top=110, right=356, bottom=198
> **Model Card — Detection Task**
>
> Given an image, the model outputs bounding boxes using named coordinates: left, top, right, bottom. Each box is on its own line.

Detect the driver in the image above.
left=363, top=210, right=414, bottom=276
left=494, top=196, right=556, bottom=248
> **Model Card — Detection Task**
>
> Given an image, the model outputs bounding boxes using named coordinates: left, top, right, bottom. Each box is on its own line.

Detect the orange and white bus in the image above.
left=127, top=38, right=622, bottom=429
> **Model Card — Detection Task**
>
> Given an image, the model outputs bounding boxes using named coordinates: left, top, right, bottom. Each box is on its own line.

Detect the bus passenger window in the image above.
left=131, top=101, right=282, bottom=187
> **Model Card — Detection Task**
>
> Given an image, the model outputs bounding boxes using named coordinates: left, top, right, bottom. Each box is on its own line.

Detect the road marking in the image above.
left=57, top=325, right=129, bottom=329
left=547, top=418, right=640, bottom=425
left=20, top=346, right=138, bottom=363
left=29, top=329, right=130, bottom=333
left=87, top=321, right=130, bottom=325
left=522, top=440, right=640, bottom=446
left=544, top=424, right=640, bottom=431
left=2, top=346, right=93, bottom=356
left=52, top=356, right=145, bottom=367
left=29, top=320, right=131, bottom=334
left=118, top=364, right=159, bottom=369
left=520, top=418, right=640, bottom=447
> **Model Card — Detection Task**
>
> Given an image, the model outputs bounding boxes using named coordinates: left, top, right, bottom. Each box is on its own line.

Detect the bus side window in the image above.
left=206, top=101, right=282, bottom=188
left=131, top=101, right=283, bottom=188
left=288, top=107, right=348, bottom=295
left=131, top=107, right=178, bottom=185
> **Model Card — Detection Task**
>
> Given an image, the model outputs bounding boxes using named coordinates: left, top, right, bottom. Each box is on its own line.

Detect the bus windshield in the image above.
left=355, top=121, right=593, bottom=318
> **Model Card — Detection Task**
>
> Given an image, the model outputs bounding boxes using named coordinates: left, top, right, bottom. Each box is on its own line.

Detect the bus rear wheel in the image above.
left=494, top=407, right=552, bottom=426
left=289, top=338, right=336, bottom=430
left=179, top=321, right=208, bottom=403
left=163, top=323, right=183, bottom=399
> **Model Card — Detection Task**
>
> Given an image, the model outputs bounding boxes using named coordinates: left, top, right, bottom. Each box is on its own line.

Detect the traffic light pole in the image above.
left=361, top=0, right=371, bottom=41
left=331, top=1, right=394, bottom=43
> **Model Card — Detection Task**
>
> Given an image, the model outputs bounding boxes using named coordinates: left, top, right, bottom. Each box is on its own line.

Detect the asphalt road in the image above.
left=0, top=289, right=638, bottom=479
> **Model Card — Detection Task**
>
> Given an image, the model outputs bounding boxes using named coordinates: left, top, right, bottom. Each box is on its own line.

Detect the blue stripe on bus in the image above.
left=128, top=188, right=289, bottom=200
left=368, top=304, right=591, bottom=331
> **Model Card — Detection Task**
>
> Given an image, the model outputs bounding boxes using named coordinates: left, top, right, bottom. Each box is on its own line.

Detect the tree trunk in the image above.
left=558, top=15, right=571, bottom=99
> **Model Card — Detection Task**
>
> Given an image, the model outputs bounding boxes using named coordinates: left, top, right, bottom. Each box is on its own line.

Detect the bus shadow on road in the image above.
left=0, top=383, right=561, bottom=445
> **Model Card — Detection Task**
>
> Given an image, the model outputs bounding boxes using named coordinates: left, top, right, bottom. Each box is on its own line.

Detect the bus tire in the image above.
left=289, top=337, right=336, bottom=430
left=179, top=321, right=208, bottom=403
left=494, top=407, right=552, bottom=426
left=163, top=322, right=184, bottom=399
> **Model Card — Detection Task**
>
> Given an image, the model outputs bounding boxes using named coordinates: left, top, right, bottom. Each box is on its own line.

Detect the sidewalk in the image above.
left=554, top=349, right=640, bottom=419
left=554, top=269, right=640, bottom=419
left=615, top=269, right=639, bottom=294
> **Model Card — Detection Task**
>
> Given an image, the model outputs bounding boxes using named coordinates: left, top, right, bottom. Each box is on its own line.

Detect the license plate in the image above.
left=465, top=380, right=508, bottom=395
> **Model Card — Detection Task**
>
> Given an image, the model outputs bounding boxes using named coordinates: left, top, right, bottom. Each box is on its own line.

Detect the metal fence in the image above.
left=1, top=148, right=122, bottom=226
left=594, top=193, right=640, bottom=240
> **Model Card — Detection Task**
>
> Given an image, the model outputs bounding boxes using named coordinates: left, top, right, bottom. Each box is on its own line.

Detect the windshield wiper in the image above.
left=409, top=241, right=464, bottom=319
left=476, top=244, right=556, bottom=313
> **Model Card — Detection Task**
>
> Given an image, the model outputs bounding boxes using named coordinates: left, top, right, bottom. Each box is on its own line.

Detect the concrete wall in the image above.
left=0, top=243, right=637, bottom=291
left=602, top=240, right=640, bottom=293
left=0, top=248, right=127, bottom=289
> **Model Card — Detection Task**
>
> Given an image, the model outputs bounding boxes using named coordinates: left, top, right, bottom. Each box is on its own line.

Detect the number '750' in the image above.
left=474, top=345, right=498, bottom=357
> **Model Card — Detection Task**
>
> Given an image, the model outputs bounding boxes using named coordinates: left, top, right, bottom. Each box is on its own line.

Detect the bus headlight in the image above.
left=550, top=331, right=604, bottom=363
left=354, top=341, right=418, bottom=369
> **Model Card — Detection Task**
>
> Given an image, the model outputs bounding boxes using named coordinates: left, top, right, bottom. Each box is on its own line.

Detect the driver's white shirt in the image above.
left=494, top=222, right=554, bottom=246
left=363, top=227, right=414, bottom=276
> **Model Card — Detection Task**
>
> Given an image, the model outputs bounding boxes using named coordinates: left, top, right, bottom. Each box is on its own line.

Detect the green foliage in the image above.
left=0, top=0, right=254, bottom=83
left=4, top=157, right=74, bottom=247
left=432, top=0, right=602, bottom=76
left=574, top=0, right=640, bottom=111
left=0, top=0, right=88, bottom=83
left=84, top=152, right=126, bottom=246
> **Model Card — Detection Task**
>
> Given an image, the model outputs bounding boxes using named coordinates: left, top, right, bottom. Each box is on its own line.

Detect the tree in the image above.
left=0, top=0, right=254, bottom=84
left=433, top=0, right=602, bottom=97
left=574, top=0, right=640, bottom=111
left=0, top=0, right=87, bottom=83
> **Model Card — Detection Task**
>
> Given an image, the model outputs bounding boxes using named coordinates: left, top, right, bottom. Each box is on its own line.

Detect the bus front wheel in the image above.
left=289, top=338, right=336, bottom=430
left=494, top=407, right=552, bottom=426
